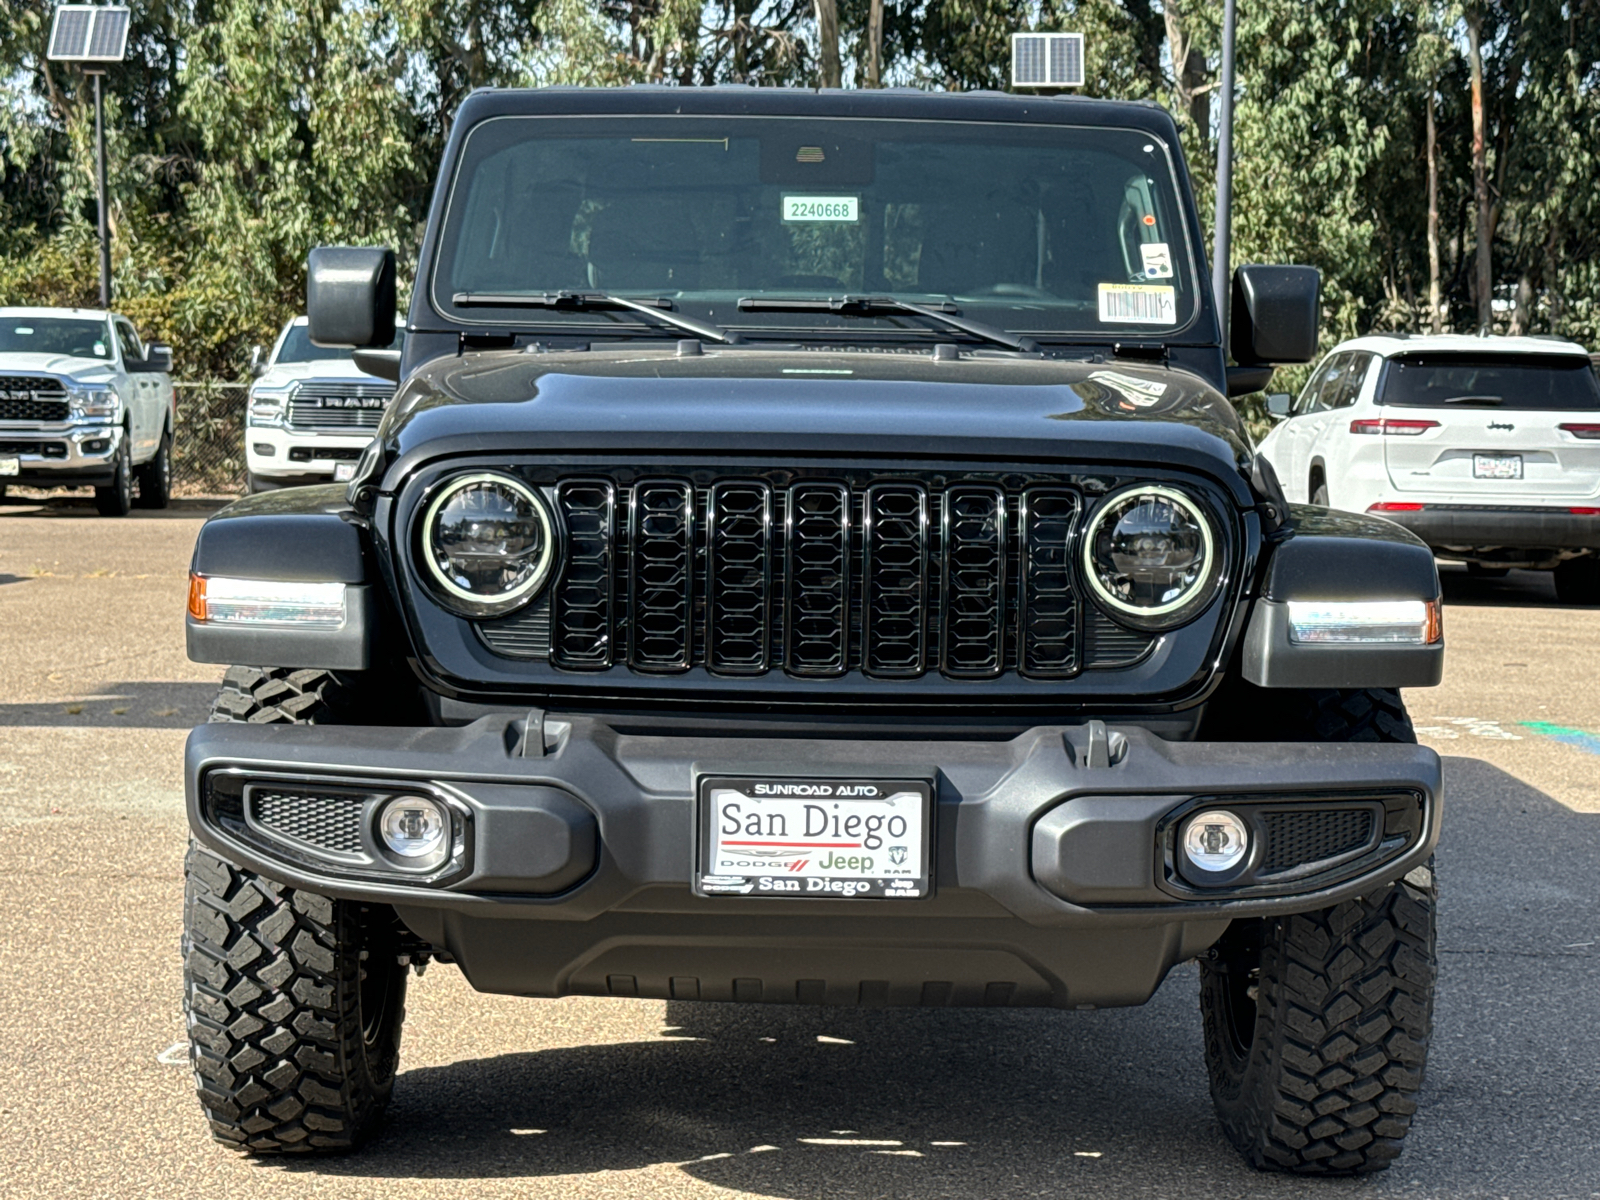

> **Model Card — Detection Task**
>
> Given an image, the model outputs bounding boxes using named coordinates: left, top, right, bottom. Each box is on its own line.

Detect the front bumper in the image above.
left=246, top=425, right=370, bottom=482
left=0, top=423, right=121, bottom=486
left=187, top=716, right=1442, bottom=1009
left=1378, top=504, right=1600, bottom=553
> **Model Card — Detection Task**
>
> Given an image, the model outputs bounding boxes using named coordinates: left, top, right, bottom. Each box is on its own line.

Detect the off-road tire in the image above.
left=1553, top=555, right=1600, bottom=605
left=134, top=429, right=172, bottom=509
left=183, top=843, right=408, bottom=1152
left=1198, top=684, right=1434, bottom=1173
left=94, top=438, right=133, bottom=516
left=208, top=665, right=356, bottom=724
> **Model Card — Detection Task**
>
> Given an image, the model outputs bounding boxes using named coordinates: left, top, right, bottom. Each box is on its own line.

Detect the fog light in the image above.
left=1182, top=810, right=1250, bottom=873
left=378, top=795, right=447, bottom=859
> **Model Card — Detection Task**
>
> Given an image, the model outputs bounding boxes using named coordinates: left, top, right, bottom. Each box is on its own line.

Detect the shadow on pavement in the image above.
left=0, top=680, right=217, bottom=726
left=0, top=495, right=227, bottom=519
left=1437, top=564, right=1590, bottom=609
left=250, top=757, right=1599, bottom=1198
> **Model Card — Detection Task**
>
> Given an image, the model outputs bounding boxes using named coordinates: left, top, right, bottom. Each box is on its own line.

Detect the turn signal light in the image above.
left=1287, top=598, right=1441, bottom=645
left=1558, top=424, right=1600, bottom=440
left=1350, top=418, right=1440, bottom=436
left=187, top=573, right=347, bottom=629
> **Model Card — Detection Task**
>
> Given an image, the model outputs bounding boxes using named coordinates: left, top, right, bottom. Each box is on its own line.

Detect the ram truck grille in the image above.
left=0, top=376, right=69, bottom=423
left=286, top=380, right=394, bottom=432
left=475, top=471, right=1152, bottom=681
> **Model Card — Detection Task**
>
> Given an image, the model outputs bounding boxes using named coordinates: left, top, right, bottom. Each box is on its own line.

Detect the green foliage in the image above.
left=1, top=0, right=1597, bottom=390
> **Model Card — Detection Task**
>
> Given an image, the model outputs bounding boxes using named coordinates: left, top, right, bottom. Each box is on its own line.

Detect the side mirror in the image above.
left=138, top=343, right=173, bottom=373
left=248, top=344, right=265, bottom=378
left=307, top=246, right=396, bottom=348
left=1266, top=392, right=1293, bottom=418
left=1231, top=264, right=1320, bottom=366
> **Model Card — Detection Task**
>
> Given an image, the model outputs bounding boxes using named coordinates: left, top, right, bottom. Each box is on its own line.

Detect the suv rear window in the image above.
left=1379, top=353, right=1600, bottom=411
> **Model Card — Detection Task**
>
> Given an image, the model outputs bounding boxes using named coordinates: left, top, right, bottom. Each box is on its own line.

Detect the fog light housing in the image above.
left=1180, top=809, right=1251, bottom=879
left=378, top=795, right=448, bottom=861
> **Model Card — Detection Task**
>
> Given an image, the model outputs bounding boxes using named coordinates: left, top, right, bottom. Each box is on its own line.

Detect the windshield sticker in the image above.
left=1139, top=243, right=1174, bottom=279
left=1099, top=283, right=1177, bottom=325
left=783, top=195, right=859, bottom=223
left=1087, top=370, right=1169, bottom=404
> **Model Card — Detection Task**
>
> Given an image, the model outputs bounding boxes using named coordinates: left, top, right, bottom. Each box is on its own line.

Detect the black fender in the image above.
left=1242, top=505, right=1443, bottom=689
left=186, top=484, right=377, bottom=670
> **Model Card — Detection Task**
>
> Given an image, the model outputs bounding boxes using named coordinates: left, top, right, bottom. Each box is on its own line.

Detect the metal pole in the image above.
left=93, top=72, right=111, bottom=308
left=1211, top=0, right=1237, bottom=346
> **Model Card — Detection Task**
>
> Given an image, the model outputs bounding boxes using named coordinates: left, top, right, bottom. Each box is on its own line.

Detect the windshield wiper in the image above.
left=452, top=290, right=733, bottom=344
left=738, top=295, right=1038, bottom=353
left=1442, top=394, right=1504, bottom=405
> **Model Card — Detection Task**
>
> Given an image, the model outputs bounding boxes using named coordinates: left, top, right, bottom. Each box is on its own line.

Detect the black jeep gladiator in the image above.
left=182, top=86, right=1444, bottom=1174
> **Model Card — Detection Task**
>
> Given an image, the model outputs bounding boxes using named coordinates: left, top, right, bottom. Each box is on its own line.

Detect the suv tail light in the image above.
left=1350, top=418, right=1440, bottom=436
left=1558, top=423, right=1600, bottom=440
left=1368, top=502, right=1425, bottom=513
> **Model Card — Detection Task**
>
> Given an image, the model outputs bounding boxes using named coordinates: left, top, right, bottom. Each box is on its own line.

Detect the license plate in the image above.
left=1473, top=453, right=1522, bottom=480
left=0, top=457, right=18, bottom=477
left=333, top=463, right=357, bottom=482
left=696, top=776, right=932, bottom=900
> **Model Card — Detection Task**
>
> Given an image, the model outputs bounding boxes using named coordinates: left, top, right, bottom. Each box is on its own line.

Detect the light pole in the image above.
left=1212, top=0, right=1238, bottom=343
left=45, top=5, right=131, bottom=309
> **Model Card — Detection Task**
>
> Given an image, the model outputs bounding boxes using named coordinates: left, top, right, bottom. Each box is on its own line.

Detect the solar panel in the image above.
left=46, top=5, right=131, bottom=63
left=1011, top=32, right=1085, bottom=89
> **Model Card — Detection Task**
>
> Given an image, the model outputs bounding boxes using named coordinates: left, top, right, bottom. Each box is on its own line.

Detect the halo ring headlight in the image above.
left=1082, top=484, right=1220, bottom=627
left=419, top=472, right=556, bottom=617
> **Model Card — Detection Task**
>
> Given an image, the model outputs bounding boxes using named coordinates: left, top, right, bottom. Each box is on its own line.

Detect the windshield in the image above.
left=0, top=317, right=112, bottom=359
left=432, top=116, right=1200, bottom=340
left=1380, top=354, right=1600, bottom=411
left=275, top=323, right=405, bottom=364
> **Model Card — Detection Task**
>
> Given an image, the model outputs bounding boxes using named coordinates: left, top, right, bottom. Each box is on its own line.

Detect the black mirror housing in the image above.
left=1231, top=264, right=1320, bottom=366
left=307, top=246, right=397, bottom=348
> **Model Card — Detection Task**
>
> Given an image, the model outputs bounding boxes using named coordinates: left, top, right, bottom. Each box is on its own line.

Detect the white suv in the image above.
left=245, top=316, right=404, bottom=492
left=1258, top=333, right=1600, bottom=602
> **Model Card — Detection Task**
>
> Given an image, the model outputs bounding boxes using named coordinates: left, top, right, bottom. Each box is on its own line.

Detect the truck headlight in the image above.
left=1083, top=485, right=1220, bottom=627
left=248, top=388, right=291, bottom=427
left=67, top=386, right=120, bottom=419
left=419, top=473, right=557, bottom=617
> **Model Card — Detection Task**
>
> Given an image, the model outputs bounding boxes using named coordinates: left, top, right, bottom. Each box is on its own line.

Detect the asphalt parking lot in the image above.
left=1, top=496, right=1596, bottom=1200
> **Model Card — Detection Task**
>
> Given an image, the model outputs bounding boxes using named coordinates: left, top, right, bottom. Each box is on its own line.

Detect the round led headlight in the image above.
left=420, top=473, right=556, bottom=617
left=1082, top=485, right=1219, bottom=627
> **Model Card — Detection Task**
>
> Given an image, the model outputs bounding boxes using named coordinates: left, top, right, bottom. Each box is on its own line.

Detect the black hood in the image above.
left=383, top=346, right=1255, bottom=504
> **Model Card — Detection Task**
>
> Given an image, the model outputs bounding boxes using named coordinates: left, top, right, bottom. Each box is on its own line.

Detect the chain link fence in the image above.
left=173, top=382, right=248, bottom=497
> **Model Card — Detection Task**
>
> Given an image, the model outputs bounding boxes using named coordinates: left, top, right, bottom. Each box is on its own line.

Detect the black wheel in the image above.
left=94, top=437, right=133, bottom=516
left=134, top=429, right=172, bottom=508
left=184, top=842, right=408, bottom=1152
left=246, top=472, right=279, bottom=495
left=1553, top=556, right=1600, bottom=605
left=185, top=665, right=413, bottom=1152
left=1197, top=684, right=1435, bottom=1174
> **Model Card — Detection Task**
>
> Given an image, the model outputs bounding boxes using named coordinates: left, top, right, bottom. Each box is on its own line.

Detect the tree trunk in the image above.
left=866, top=0, right=884, bottom=88
left=1164, top=6, right=1212, bottom=145
left=814, top=0, right=841, bottom=89
left=1426, top=83, right=1442, bottom=334
left=1468, top=12, right=1493, bottom=333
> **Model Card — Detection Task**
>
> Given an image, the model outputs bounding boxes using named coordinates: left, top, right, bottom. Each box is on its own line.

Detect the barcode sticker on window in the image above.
left=1098, top=283, right=1177, bottom=325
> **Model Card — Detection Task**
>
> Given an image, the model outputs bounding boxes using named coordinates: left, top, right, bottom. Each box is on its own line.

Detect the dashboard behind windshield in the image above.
left=0, top=318, right=112, bottom=359
left=432, top=115, right=1200, bottom=339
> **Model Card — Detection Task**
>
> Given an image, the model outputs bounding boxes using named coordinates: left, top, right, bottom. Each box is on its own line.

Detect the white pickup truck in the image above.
left=244, top=316, right=404, bottom=492
left=0, top=306, right=174, bottom=515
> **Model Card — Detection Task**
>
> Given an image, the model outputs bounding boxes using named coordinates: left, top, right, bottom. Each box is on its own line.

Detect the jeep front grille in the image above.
left=482, top=472, right=1126, bottom=681
left=0, top=375, right=69, bottom=422
left=286, top=380, right=394, bottom=432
